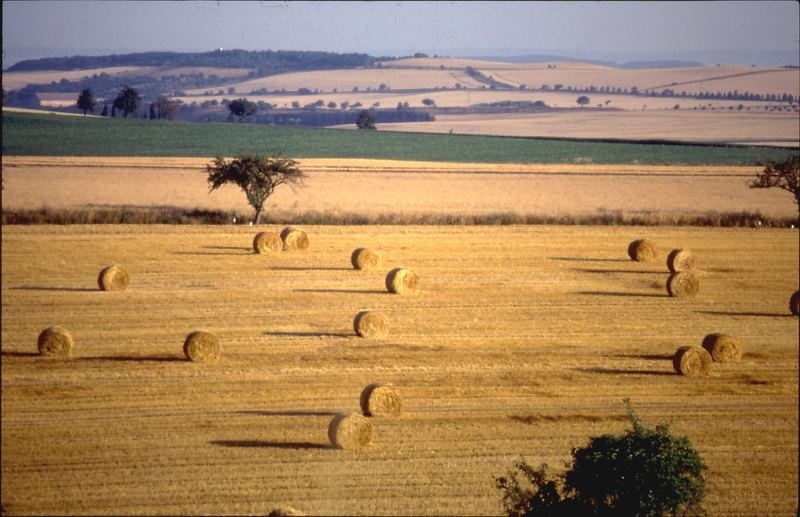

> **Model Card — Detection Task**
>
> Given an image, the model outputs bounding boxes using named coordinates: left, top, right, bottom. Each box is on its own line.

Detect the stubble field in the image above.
left=2, top=156, right=798, bottom=221
left=1, top=224, right=798, bottom=515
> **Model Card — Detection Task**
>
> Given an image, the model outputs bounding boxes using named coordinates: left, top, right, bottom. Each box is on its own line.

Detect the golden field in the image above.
left=8, top=56, right=798, bottom=144
left=192, top=59, right=800, bottom=98
left=1, top=224, right=797, bottom=515
left=372, top=110, right=800, bottom=146
left=2, top=156, right=797, bottom=220
left=2, top=66, right=255, bottom=92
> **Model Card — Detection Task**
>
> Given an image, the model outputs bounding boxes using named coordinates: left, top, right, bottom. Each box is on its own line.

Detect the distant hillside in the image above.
left=7, top=49, right=380, bottom=73
left=467, top=54, right=705, bottom=69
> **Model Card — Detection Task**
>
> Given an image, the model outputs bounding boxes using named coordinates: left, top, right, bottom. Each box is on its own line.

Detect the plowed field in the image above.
left=2, top=225, right=797, bottom=515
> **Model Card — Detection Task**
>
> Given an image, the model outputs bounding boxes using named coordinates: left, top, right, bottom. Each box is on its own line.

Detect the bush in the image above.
left=496, top=400, right=706, bottom=517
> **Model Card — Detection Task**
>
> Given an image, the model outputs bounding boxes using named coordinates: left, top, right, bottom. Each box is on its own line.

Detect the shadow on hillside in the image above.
left=210, top=440, right=333, bottom=450
left=577, top=291, right=667, bottom=298
left=575, top=367, right=675, bottom=376
left=237, top=410, right=339, bottom=417
left=10, top=286, right=98, bottom=292
left=294, top=288, right=386, bottom=295
left=696, top=310, right=792, bottom=318
left=550, top=257, right=630, bottom=263
left=264, top=331, right=351, bottom=338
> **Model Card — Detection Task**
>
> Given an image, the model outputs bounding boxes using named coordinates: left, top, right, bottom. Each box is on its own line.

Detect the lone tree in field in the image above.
left=207, top=154, right=305, bottom=224
left=113, top=85, right=141, bottom=118
left=497, top=399, right=706, bottom=517
left=356, top=109, right=377, bottom=130
left=76, top=88, right=96, bottom=116
left=228, top=97, right=258, bottom=122
left=576, top=95, right=591, bottom=107
left=750, top=155, right=800, bottom=215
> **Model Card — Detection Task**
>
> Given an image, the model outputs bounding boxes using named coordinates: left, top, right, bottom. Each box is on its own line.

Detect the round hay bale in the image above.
left=666, top=271, right=700, bottom=298
left=328, top=413, right=373, bottom=450
left=385, top=267, right=420, bottom=295
left=360, top=383, right=402, bottom=417
left=790, top=290, right=800, bottom=316
left=268, top=507, right=305, bottom=517
left=253, top=232, right=282, bottom=254
left=183, top=330, right=220, bottom=362
left=280, top=227, right=309, bottom=251
left=351, top=247, right=382, bottom=271
left=627, top=239, right=657, bottom=262
left=97, top=264, right=130, bottom=291
left=37, top=326, right=73, bottom=357
left=701, top=333, right=742, bottom=363
left=353, top=311, right=389, bottom=338
left=673, top=346, right=713, bottom=377
left=666, top=248, right=698, bottom=272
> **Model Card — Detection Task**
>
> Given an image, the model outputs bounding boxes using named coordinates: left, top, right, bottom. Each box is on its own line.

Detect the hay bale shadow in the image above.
left=211, top=440, right=333, bottom=450
left=575, top=367, right=676, bottom=376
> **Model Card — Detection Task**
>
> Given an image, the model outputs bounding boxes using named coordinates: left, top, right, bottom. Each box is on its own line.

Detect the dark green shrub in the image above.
left=497, top=400, right=706, bottom=517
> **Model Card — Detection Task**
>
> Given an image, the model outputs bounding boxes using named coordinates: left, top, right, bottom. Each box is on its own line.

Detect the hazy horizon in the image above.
left=3, top=1, right=799, bottom=68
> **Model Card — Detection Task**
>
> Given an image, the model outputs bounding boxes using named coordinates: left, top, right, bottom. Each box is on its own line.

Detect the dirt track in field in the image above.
left=2, top=156, right=796, bottom=220
left=1, top=225, right=797, bottom=515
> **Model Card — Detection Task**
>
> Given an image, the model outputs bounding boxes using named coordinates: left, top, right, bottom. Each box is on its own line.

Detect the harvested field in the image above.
left=373, top=110, right=800, bottom=147
left=1, top=224, right=797, bottom=515
left=2, top=156, right=797, bottom=221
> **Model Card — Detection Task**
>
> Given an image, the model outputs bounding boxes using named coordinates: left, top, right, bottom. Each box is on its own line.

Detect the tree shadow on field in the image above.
left=264, top=331, right=351, bottom=338
left=237, top=410, right=339, bottom=417
left=550, top=256, right=630, bottom=263
left=10, top=286, right=98, bottom=292
left=696, top=310, right=793, bottom=318
left=294, top=288, right=386, bottom=295
left=210, top=439, right=333, bottom=450
left=577, top=291, right=667, bottom=298
left=575, top=367, right=675, bottom=376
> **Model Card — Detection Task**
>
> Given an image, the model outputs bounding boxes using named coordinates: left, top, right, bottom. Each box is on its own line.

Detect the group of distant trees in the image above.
left=8, top=49, right=380, bottom=73
left=74, top=86, right=180, bottom=120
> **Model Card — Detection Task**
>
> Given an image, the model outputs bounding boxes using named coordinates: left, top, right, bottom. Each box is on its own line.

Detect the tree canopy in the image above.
left=750, top=155, right=800, bottom=213
left=112, top=86, right=141, bottom=118
left=206, top=154, right=305, bottom=224
left=356, top=109, right=377, bottom=130
left=497, top=400, right=706, bottom=517
left=76, top=88, right=96, bottom=116
left=228, top=98, right=258, bottom=121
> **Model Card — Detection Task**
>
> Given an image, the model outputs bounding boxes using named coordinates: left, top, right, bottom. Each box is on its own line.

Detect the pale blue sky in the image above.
left=3, top=1, right=799, bottom=66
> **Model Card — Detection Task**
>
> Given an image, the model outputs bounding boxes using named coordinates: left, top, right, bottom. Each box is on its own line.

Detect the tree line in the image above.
left=7, top=49, right=383, bottom=72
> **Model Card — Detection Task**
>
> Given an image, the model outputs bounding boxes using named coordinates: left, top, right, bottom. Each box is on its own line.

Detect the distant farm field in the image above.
left=3, top=156, right=798, bottom=221
left=1, top=225, right=797, bottom=515
left=2, top=111, right=796, bottom=164
left=373, top=110, right=800, bottom=147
